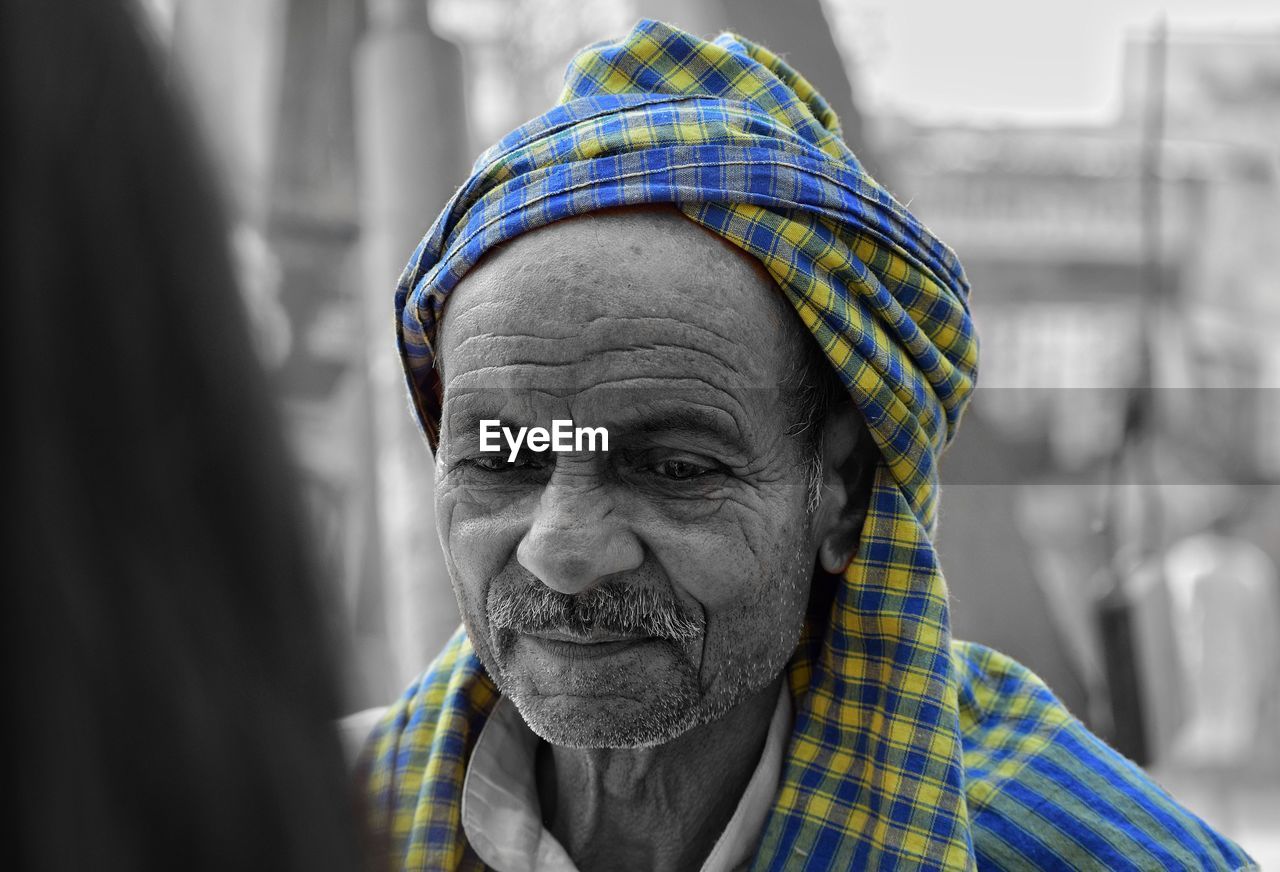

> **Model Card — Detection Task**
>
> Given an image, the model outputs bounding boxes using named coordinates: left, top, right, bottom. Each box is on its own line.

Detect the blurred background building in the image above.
left=136, top=0, right=1279, bottom=861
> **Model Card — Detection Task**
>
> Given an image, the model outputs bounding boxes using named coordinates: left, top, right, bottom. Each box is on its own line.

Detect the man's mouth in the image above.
left=519, top=627, right=653, bottom=659
left=526, top=627, right=646, bottom=644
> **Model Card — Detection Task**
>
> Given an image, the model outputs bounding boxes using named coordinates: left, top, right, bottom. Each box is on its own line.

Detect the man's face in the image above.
left=434, top=210, right=824, bottom=748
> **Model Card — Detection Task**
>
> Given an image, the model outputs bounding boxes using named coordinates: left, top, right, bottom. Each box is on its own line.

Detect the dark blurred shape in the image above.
left=1097, top=588, right=1153, bottom=764
left=2, top=0, right=362, bottom=869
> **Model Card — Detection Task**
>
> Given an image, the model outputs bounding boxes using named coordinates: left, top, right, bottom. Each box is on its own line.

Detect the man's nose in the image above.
left=516, top=475, right=643, bottom=596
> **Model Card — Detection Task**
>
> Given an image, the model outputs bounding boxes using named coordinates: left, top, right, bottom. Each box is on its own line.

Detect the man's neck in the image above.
left=535, top=675, right=783, bottom=872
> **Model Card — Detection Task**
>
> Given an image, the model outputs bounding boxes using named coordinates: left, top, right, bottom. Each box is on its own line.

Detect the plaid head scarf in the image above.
left=359, top=20, right=1256, bottom=872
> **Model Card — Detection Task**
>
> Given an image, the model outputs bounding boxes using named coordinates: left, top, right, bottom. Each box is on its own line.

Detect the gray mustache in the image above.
left=488, top=577, right=702, bottom=642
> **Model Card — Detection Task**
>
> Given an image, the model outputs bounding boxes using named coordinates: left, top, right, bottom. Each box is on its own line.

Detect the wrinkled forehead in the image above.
left=435, top=209, right=811, bottom=398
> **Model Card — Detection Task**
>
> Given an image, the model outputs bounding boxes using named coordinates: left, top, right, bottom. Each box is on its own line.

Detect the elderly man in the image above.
left=356, top=20, right=1254, bottom=872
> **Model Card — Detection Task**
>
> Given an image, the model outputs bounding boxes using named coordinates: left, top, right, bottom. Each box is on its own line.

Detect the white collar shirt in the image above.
left=460, top=684, right=793, bottom=872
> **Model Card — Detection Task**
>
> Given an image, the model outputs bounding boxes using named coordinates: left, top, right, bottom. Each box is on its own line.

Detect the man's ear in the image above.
left=815, top=402, right=873, bottom=575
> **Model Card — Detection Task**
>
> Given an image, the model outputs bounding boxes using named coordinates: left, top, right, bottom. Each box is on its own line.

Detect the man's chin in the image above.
left=506, top=688, right=703, bottom=749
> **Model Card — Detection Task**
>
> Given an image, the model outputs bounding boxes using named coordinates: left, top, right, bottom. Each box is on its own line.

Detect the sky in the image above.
left=823, top=0, right=1280, bottom=124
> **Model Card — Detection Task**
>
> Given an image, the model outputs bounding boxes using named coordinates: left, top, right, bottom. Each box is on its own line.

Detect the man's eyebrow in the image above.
left=612, top=406, right=745, bottom=449
left=441, top=408, right=517, bottom=440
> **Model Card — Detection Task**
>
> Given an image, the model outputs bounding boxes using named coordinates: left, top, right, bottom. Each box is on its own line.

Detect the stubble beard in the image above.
left=463, top=505, right=816, bottom=750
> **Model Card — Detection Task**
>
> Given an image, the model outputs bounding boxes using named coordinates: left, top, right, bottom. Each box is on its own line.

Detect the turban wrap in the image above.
left=361, top=20, right=1255, bottom=872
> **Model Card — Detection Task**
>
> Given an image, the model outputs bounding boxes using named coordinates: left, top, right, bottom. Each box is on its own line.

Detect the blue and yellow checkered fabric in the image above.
left=360, top=20, right=1256, bottom=871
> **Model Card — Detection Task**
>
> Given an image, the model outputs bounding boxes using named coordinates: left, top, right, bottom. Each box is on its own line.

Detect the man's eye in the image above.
left=465, top=454, right=547, bottom=472
left=655, top=458, right=715, bottom=480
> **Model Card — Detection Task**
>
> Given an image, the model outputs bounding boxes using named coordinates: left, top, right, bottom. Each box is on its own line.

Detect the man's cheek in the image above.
left=438, top=477, right=524, bottom=513
left=444, top=519, right=501, bottom=597
left=446, top=503, right=526, bottom=559
left=652, top=518, right=786, bottom=610
left=441, top=505, right=525, bottom=617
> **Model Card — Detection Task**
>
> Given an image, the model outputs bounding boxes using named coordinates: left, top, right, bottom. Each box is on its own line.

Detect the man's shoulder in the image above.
left=951, top=641, right=1257, bottom=871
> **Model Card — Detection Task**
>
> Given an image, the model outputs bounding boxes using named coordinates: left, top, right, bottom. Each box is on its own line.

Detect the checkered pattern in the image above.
left=358, top=20, right=1256, bottom=871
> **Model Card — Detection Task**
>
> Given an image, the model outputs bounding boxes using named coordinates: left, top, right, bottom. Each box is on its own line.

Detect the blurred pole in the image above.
left=1098, top=16, right=1168, bottom=766
left=265, top=0, right=374, bottom=707
left=1137, top=16, right=1168, bottom=561
left=353, top=0, right=470, bottom=695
